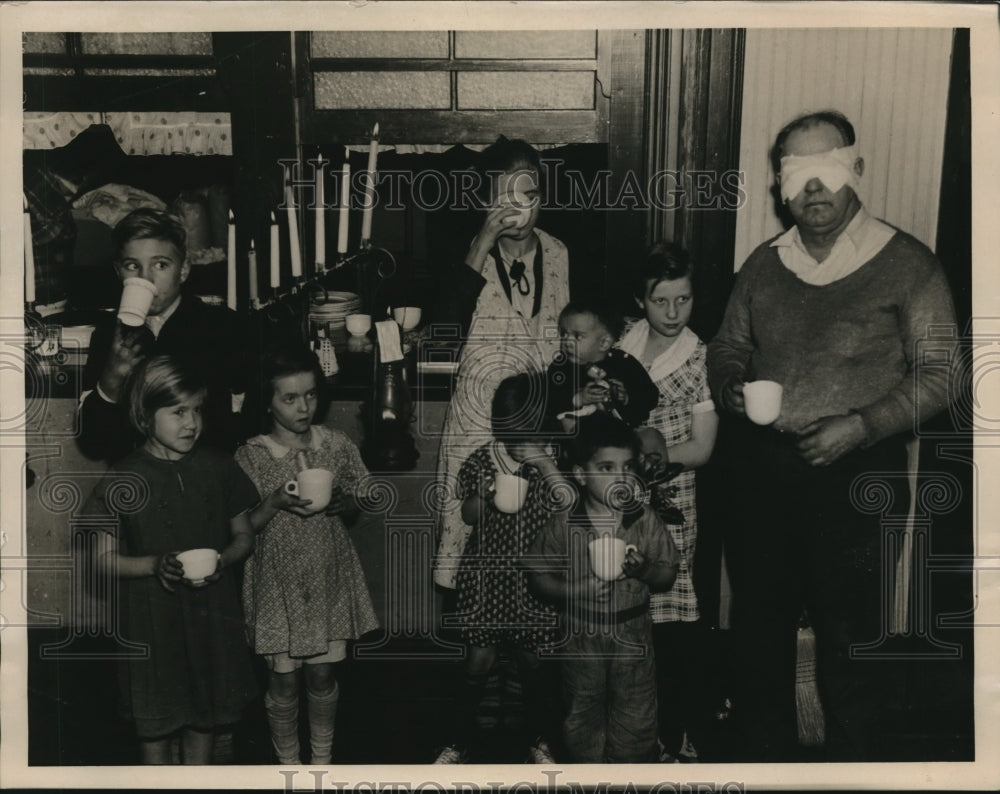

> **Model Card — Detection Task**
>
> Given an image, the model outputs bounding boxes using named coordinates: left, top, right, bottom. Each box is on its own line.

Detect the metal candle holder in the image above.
left=251, top=243, right=397, bottom=343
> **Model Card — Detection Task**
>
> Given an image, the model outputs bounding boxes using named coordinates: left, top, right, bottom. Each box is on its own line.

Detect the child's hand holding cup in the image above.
left=175, top=548, right=219, bottom=587
left=493, top=472, right=529, bottom=513
left=588, top=536, right=638, bottom=581
left=284, top=468, right=335, bottom=515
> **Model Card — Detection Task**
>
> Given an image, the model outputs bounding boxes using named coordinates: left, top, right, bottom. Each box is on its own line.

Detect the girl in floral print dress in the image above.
left=236, top=344, right=378, bottom=765
left=617, top=242, right=719, bottom=762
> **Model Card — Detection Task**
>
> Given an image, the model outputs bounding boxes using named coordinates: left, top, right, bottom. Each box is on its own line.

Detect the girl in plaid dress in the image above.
left=617, top=242, right=718, bottom=762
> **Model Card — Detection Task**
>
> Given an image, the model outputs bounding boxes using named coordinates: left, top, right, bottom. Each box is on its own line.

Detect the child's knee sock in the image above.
left=264, top=691, right=301, bottom=765
left=306, top=682, right=340, bottom=764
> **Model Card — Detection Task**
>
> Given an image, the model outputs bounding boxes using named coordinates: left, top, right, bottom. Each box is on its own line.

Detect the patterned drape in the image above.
left=23, top=112, right=233, bottom=155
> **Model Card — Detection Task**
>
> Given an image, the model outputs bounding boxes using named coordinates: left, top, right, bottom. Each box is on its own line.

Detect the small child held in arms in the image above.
left=88, top=355, right=258, bottom=764
left=547, top=298, right=660, bottom=430
left=528, top=412, right=679, bottom=763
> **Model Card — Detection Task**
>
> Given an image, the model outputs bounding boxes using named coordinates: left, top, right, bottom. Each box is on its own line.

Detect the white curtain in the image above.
left=733, top=28, right=954, bottom=269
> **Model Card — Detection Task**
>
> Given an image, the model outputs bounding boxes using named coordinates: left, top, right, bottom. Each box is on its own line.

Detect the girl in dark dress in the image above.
left=88, top=355, right=258, bottom=764
left=435, top=372, right=568, bottom=765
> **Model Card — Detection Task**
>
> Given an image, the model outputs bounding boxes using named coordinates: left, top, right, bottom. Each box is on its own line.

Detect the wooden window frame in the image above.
left=22, top=32, right=225, bottom=112
left=298, top=31, right=611, bottom=145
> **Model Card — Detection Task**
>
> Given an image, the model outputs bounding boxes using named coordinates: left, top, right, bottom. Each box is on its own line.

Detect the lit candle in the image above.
left=269, top=211, right=280, bottom=289
left=285, top=176, right=302, bottom=279
left=23, top=195, right=35, bottom=304
left=315, top=152, right=326, bottom=270
left=226, top=210, right=237, bottom=310
left=338, top=147, right=350, bottom=254
left=361, top=122, right=379, bottom=243
left=248, top=238, right=258, bottom=305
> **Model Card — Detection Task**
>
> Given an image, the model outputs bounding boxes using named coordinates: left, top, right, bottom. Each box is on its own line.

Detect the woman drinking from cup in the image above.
left=236, top=343, right=378, bottom=765
left=434, top=137, right=571, bottom=591
left=87, top=355, right=259, bottom=764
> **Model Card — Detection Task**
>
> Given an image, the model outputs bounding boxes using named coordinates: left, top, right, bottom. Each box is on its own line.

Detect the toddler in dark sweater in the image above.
left=547, top=299, right=660, bottom=431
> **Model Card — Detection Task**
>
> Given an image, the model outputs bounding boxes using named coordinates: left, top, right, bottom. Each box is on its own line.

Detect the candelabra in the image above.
left=251, top=242, right=397, bottom=342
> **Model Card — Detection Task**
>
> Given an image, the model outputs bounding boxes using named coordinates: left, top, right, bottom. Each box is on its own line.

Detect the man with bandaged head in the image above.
left=707, top=111, right=957, bottom=761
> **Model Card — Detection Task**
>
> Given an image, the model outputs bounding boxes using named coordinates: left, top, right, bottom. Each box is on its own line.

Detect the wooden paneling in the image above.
left=303, top=109, right=605, bottom=146
left=605, top=29, right=647, bottom=292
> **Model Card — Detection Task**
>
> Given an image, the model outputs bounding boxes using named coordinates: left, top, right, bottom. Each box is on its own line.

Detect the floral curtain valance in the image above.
left=24, top=111, right=232, bottom=155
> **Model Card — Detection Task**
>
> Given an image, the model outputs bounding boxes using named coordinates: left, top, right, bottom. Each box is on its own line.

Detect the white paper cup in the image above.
left=117, top=277, right=158, bottom=327
left=284, top=468, right=335, bottom=512
left=743, top=380, right=783, bottom=425
left=176, top=548, right=218, bottom=584
left=493, top=473, right=529, bottom=514
left=588, top=537, right=638, bottom=581
left=392, top=306, right=422, bottom=331
left=345, top=313, right=372, bottom=336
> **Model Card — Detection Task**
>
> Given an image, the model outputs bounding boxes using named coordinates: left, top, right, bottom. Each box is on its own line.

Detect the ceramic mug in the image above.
left=284, top=468, right=335, bottom=512
left=176, top=548, right=218, bottom=584
left=493, top=473, right=529, bottom=513
left=497, top=192, right=534, bottom=229
left=392, top=306, right=422, bottom=331
left=743, top=380, right=783, bottom=425
left=346, top=313, right=372, bottom=336
left=588, top=536, right=638, bottom=581
left=117, top=277, right=158, bottom=327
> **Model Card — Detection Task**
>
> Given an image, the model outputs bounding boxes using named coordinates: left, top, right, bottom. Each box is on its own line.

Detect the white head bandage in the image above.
left=779, top=145, right=859, bottom=201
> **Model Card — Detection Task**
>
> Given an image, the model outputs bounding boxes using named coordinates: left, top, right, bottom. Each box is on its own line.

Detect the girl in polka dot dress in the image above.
left=435, top=372, right=568, bottom=764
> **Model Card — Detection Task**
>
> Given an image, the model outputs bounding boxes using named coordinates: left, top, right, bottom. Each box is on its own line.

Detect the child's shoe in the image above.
left=658, top=738, right=680, bottom=763
left=433, top=744, right=468, bottom=764
left=677, top=732, right=699, bottom=763
left=525, top=737, right=555, bottom=765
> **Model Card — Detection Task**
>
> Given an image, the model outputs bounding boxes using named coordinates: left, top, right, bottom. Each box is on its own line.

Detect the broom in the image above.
left=795, top=615, right=826, bottom=747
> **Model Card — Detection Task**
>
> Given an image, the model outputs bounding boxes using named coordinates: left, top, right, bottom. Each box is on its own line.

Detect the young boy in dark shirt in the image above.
left=527, top=412, right=678, bottom=763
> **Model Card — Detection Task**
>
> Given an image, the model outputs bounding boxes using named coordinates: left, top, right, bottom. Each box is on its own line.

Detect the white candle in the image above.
left=315, top=153, right=326, bottom=269
left=23, top=196, right=35, bottom=304
left=285, top=178, right=302, bottom=279
left=269, top=212, right=280, bottom=289
left=248, top=238, right=258, bottom=305
left=361, top=122, right=379, bottom=242
left=338, top=147, right=350, bottom=254
left=226, top=210, right=237, bottom=310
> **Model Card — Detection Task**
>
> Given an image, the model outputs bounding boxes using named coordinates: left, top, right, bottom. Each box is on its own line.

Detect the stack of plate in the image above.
left=308, top=291, right=362, bottom=347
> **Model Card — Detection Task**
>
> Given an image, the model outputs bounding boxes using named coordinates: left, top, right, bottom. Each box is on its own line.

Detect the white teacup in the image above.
left=117, top=277, right=158, bottom=326
left=284, top=468, right=335, bottom=512
left=392, top=306, right=422, bottom=331
left=493, top=473, right=529, bottom=514
left=497, top=192, right=535, bottom=229
left=588, top=536, right=638, bottom=581
left=346, top=313, right=372, bottom=336
left=743, top=380, right=783, bottom=425
left=176, top=547, right=218, bottom=584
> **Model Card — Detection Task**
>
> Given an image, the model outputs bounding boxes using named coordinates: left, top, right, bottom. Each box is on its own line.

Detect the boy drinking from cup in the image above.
left=79, top=208, right=251, bottom=463
left=527, top=412, right=679, bottom=763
